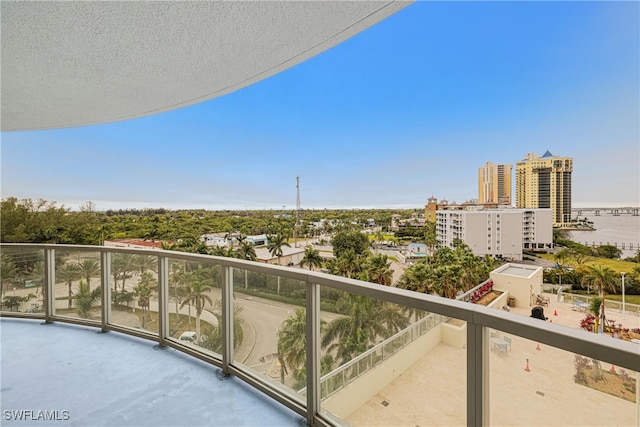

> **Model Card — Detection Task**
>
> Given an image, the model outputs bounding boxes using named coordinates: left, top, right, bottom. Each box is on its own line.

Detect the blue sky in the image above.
left=1, top=1, right=638, bottom=211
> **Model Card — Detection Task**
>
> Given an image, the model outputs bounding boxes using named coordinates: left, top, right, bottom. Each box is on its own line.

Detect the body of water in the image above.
left=569, top=212, right=640, bottom=258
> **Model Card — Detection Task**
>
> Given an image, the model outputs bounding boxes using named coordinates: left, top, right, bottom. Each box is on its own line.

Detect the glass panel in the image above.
left=233, top=268, right=307, bottom=394
left=1, top=247, right=45, bottom=314
left=489, top=328, right=637, bottom=426
left=53, top=249, right=102, bottom=322
left=166, top=258, right=222, bottom=350
left=110, top=252, right=158, bottom=334
left=319, top=290, right=463, bottom=427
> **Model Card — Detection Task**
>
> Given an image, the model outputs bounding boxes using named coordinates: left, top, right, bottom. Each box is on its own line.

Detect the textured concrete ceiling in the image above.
left=1, top=1, right=411, bottom=131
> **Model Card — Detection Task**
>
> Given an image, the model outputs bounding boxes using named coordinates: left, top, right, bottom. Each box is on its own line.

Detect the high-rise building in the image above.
left=478, top=162, right=512, bottom=206
left=516, top=151, right=573, bottom=227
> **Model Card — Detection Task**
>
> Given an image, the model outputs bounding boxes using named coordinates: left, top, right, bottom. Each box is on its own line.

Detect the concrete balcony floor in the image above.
left=0, top=319, right=304, bottom=427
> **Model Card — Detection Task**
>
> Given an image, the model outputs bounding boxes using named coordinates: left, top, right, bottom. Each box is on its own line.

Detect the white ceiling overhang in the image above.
left=1, top=1, right=412, bottom=131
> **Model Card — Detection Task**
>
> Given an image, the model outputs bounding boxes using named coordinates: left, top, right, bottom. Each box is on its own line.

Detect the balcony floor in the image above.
left=0, top=318, right=305, bottom=427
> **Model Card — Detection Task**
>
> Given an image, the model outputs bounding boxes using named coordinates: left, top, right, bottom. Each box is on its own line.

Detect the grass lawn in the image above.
left=536, top=253, right=637, bottom=273
left=602, top=294, right=640, bottom=305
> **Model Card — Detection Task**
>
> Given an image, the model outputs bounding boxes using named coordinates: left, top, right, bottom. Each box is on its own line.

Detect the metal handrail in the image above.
left=1, top=243, right=638, bottom=427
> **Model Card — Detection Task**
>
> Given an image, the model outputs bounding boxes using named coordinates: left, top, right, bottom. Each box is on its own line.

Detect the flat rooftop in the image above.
left=495, top=264, right=540, bottom=278
left=0, top=319, right=303, bottom=427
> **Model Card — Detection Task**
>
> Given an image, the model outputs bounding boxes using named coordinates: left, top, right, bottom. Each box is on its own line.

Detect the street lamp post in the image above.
left=621, top=272, right=626, bottom=315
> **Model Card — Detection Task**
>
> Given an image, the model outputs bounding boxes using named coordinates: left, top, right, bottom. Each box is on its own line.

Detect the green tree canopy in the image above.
left=331, top=231, right=370, bottom=258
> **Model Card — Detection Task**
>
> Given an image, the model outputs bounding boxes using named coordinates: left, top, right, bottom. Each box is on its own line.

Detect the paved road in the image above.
left=233, top=293, right=342, bottom=368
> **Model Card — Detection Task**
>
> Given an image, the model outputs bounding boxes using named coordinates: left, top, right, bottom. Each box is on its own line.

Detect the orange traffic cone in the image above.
left=554, top=310, right=558, bottom=316
left=610, top=364, right=616, bottom=373
left=536, top=343, right=541, bottom=351
left=525, top=358, right=530, bottom=372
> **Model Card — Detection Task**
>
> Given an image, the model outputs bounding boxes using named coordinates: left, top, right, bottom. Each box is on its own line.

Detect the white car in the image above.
left=178, top=331, right=197, bottom=344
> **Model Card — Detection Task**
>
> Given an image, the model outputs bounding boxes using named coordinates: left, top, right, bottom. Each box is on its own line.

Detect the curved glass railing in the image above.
left=1, top=243, right=638, bottom=426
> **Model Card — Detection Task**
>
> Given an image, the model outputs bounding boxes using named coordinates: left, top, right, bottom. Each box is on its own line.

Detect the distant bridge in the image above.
left=572, top=207, right=639, bottom=216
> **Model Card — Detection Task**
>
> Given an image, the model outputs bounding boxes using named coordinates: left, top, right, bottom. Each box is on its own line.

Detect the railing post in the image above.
left=222, top=266, right=234, bottom=374
left=306, top=280, right=320, bottom=426
left=467, top=322, right=489, bottom=427
left=44, top=248, right=55, bottom=323
left=100, top=251, right=111, bottom=332
left=157, top=256, right=169, bottom=345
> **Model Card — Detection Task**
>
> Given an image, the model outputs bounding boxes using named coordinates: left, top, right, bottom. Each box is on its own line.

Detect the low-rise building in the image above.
left=255, top=246, right=305, bottom=266
left=104, top=239, right=164, bottom=250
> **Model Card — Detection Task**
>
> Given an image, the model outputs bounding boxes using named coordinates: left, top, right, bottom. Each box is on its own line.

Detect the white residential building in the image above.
left=436, top=208, right=553, bottom=260
left=521, top=209, right=553, bottom=250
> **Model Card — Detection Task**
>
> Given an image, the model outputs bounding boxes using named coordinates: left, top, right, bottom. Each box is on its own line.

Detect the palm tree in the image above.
left=362, top=253, right=393, bottom=286
left=133, top=273, right=155, bottom=328
left=1, top=255, right=18, bottom=298
left=267, top=234, right=290, bottom=265
left=268, top=234, right=291, bottom=296
left=300, top=246, right=323, bottom=271
left=334, top=249, right=359, bottom=278
left=236, top=241, right=257, bottom=261
left=112, top=253, right=137, bottom=292
left=74, top=279, right=101, bottom=319
left=77, top=258, right=100, bottom=286
left=396, top=262, right=434, bottom=294
left=423, top=221, right=438, bottom=253
left=211, top=245, right=235, bottom=258
left=133, top=254, right=157, bottom=274
left=582, top=265, right=617, bottom=331
left=57, top=263, right=81, bottom=309
left=277, top=307, right=328, bottom=388
left=180, top=267, right=213, bottom=344
left=235, top=241, right=256, bottom=289
left=322, top=294, right=408, bottom=364
left=277, top=308, right=307, bottom=384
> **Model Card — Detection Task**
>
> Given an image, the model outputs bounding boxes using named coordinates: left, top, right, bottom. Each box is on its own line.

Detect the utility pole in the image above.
left=621, top=271, right=626, bottom=315
left=295, top=176, right=301, bottom=247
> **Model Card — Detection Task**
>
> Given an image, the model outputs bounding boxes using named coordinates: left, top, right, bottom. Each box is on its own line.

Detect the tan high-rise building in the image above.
left=516, top=151, right=573, bottom=227
left=478, top=162, right=512, bottom=206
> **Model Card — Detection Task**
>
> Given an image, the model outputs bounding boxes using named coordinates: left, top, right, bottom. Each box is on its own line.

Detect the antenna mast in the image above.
left=296, top=175, right=301, bottom=227
left=294, top=176, right=301, bottom=247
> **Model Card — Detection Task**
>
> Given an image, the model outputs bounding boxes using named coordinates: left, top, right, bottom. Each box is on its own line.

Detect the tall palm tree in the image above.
left=396, top=262, right=434, bottom=294
left=235, top=241, right=256, bottom=289
left=267, top=234, right=290, bottom=265
left=236, top=241, right=257, bottom=261
left=211, top=245, right=235, bottom=258
left=362, top=253, right=393, bottom=286
left=74, top=279, right=101, bottom=319
left=277, top=307, right=307, bottom=384
left=277, top=307, right=328, bottom=387
left=300, top=246, right=323, bottom=271
left=322, top=294, right=408, bottom=364
left=57, top=263, right=81, bottom=309
left=133, top=272, right=155, bottom=328
left=133, top=254, right=157, bottom=274
left=112, top=253, right=137, bottom=292
left=334, top=249, right=359, bottom=278
left=180, top=268, right=213, bottom=344
left=423, top=221, right=438, bottom=253
left=77, top=258, right=100, bottom=286
left=1, top=255, right=18, bottom=298
left=582, top=265, right=617, bottom=331
left=268, top=234, right=291, bottom=296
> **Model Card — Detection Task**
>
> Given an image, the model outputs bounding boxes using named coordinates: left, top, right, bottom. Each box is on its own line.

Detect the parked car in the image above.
left=179, top=331, right=197, bottom=344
